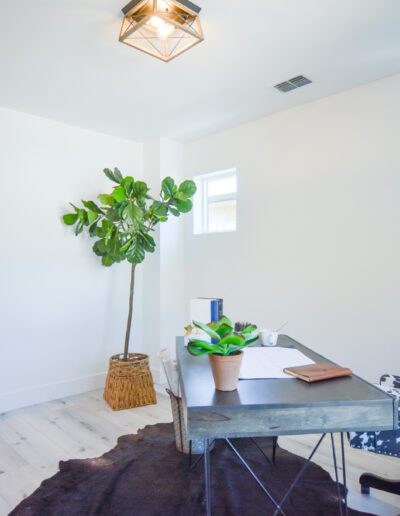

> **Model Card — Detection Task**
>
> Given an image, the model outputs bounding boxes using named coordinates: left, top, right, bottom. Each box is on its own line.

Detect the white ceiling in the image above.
left=0, top=0, right=399, bottom=141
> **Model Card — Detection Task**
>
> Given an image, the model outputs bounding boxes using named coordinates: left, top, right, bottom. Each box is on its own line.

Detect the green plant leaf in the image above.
left=178, top=180, right=197, bottom=198
left=97, top=194, right=114, bottom=206
left=113, top=186, right=126, bottom=203
left=125, top=202, right=143, bottom=224
left=105, top=207, right=119, bottom=222
left=82, top=200, right=102, bottom=214
left=121, top=176, right=134, bottom=195
left=243, top=335, right=259, bottom=345
left=187, top=340, right=220, bottom=356
left=102, top=254, right=115, bottom=266
left=174, top=198, right=193, bottom=213
left=132, top=181, right=149, bottom=198
left=63, top=213, right=78, bottom=225
left=162, top=176, right=175, bottom=198
left=192, top=320, right=220, bottom=341
left=242, top=325, right=257, bottom=335
left=152, top=201, right=168, bottom=217
left=139, top=232, right=156, bottom=252
left=113, top=168, right=123, bottom=183
left=103, top=168, right=120, bottom=183
left=93, top=239, right=107, bottom=256
left=126, top=237, right=145, bottom=264
left=87, top=211, right=97, bottom=224
left=219, top=334, right=245, bottom=347
left=174, top=191, right=188, bottom=201
left=169, top=206, right=180, bottom=217
left=74, top=222, right=84, bottom=235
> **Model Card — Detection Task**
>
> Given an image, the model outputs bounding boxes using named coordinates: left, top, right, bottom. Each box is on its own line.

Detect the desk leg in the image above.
left=330, top=433, right=343, bottom=516
left=204, top=439, right=211, bottom=516
left=340, top=433, right=349, bottom=516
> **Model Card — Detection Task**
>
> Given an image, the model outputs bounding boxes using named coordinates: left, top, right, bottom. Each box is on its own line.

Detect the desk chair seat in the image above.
left=349, top=374, right=400, bottom=496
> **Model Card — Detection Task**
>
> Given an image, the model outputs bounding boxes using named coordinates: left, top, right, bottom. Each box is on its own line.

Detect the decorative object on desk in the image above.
left=283, top=362, right=352, bottom=382
left=187, top=316, right=258, bottom=391
left=10, top=423, right=372, bottom=516
left=259, top=328, right=278, bottom=346
left=62, top=168, right=196, bottom=410
left=234, top=321, right=257, bottom=332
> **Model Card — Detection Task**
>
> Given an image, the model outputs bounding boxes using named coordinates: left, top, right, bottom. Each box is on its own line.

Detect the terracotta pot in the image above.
left=209, top=351, right=243, bottom=391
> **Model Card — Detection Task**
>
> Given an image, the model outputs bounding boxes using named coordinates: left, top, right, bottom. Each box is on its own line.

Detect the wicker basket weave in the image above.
left=167, top=389, right=205, bottom=455
left=103, top=353, right=156, bottom=411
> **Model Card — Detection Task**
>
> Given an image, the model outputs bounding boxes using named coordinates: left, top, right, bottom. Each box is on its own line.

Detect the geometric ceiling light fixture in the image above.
left=119, top=0, right=204, bottom=62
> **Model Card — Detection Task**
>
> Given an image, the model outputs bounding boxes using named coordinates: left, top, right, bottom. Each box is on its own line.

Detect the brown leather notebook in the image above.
left=283, top=362, right=352, bottom=382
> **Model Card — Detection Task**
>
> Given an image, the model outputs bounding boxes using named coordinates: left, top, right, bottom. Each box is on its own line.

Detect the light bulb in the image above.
left=148, top=15, right=174, bottom=38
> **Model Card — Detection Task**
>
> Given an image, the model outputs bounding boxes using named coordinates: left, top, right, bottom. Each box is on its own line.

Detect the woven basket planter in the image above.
left=103, top=353, right=156, bottom=411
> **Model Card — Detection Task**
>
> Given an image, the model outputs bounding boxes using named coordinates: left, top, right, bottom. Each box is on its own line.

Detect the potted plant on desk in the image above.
left=187, top=317, right=258, bottom=391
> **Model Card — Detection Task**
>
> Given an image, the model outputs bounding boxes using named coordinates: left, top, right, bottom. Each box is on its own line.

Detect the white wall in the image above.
left=183, top=74, right=400, bottom=382
left=0, top=106, right=143, bottom=412
left=142, top=138, right=185, bottom=381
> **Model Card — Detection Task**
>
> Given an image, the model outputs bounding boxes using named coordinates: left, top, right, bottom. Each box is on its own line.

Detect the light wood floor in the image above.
left=0, top=389, right=398, bottom=515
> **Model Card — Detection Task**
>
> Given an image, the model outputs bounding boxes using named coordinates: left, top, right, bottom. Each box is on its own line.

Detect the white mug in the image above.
left=260, top=329, right=278, bottom=346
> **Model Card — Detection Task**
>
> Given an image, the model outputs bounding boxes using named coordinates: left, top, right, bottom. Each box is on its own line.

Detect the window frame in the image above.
left=193, top=168, right=237, bottom=235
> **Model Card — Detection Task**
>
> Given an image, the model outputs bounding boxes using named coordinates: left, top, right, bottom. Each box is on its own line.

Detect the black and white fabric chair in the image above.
left=349, top=374, right=400, bottom=496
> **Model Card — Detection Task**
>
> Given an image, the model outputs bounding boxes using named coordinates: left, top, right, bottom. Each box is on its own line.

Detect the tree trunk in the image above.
left=123, top=263, right=136, bottom=360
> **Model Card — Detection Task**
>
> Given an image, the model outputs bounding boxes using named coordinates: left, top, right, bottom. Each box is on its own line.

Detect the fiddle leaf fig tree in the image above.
left=63, top=168, right=196, bottom=360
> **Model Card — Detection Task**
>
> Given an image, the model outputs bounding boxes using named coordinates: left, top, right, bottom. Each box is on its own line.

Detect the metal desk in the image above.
left=177, top=335, right=398, bottom=515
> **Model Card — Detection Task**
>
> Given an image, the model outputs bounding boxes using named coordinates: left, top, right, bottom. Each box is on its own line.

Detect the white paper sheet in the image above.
left=239, top=347, right=314, bottom=379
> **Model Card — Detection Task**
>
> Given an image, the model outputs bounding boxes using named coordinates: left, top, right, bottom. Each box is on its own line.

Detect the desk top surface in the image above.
left=177, top=335, right=392, bottom=411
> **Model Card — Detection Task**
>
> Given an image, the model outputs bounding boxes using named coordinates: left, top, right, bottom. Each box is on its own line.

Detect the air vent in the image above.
left=274, top=75, right=312, bottom=93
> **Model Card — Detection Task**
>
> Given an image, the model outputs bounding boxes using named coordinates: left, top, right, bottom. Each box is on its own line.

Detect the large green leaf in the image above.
left=113, top=168, right=123, bottom=183
left=63, top=213, right=78, bottom=225
left=87, top=210, right=97, bottom=224
left=139, top=232, right=156, bottom=252
left=82, top=200, right=102, bottom=214
left=187, top=340, right=220, bottom=356
left=132, top=181, right=149, bottom=198
left=192, top=320, right=220, bottom=341
left=161, top=177, right=175, bottom=198
left=242, top=325, right=257, bottom=335
left=152, top=201, right=168, bottom=217
left=169, top=206, right=180, bottom=217
left=121, top=176, right=134, bottom=195
left=97, top=194, right=114, bottom=206
left=174, top=191, right=188, bottom=201
left=102, top=254, right=115, bottom=266
left=178, top=180, right=197, bottom=198
left=174, top=198, right=192, bottom=213
left=126, top=237, right=145, bottom=264
left=219, top=334, right=245, bottom=347
left=113, top=186, right=126, bottom=203
left=103, top=168, right=120, bottom=184
left=93, top=239, right=107, bottom=256
left=125, top=202, right=143, bottom=224
left=105, top=207, right=120, bottom=222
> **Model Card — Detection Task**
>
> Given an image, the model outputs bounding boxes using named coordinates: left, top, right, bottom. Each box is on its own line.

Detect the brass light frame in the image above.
left=119, top=0, right=204, bottom=62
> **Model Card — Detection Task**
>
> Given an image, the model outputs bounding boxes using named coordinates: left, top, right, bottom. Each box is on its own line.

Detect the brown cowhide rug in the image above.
left=10, top=423, right=374, bottom=516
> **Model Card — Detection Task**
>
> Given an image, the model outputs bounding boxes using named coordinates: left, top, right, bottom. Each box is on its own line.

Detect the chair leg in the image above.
left=360, top=473, right=400, bottom=496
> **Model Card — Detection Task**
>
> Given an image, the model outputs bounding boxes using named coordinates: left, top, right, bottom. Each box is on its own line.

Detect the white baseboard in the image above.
left=0, top=372, right=107, bottom=413
left=1, top=366, right=164, bottom=414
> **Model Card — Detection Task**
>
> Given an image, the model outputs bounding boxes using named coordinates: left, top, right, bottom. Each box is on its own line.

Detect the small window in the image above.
left=193, top=169, right=237, bottom=234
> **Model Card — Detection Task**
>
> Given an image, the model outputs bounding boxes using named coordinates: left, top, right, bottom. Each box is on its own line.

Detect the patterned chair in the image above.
left=349, top=374, right=400, bottom=496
